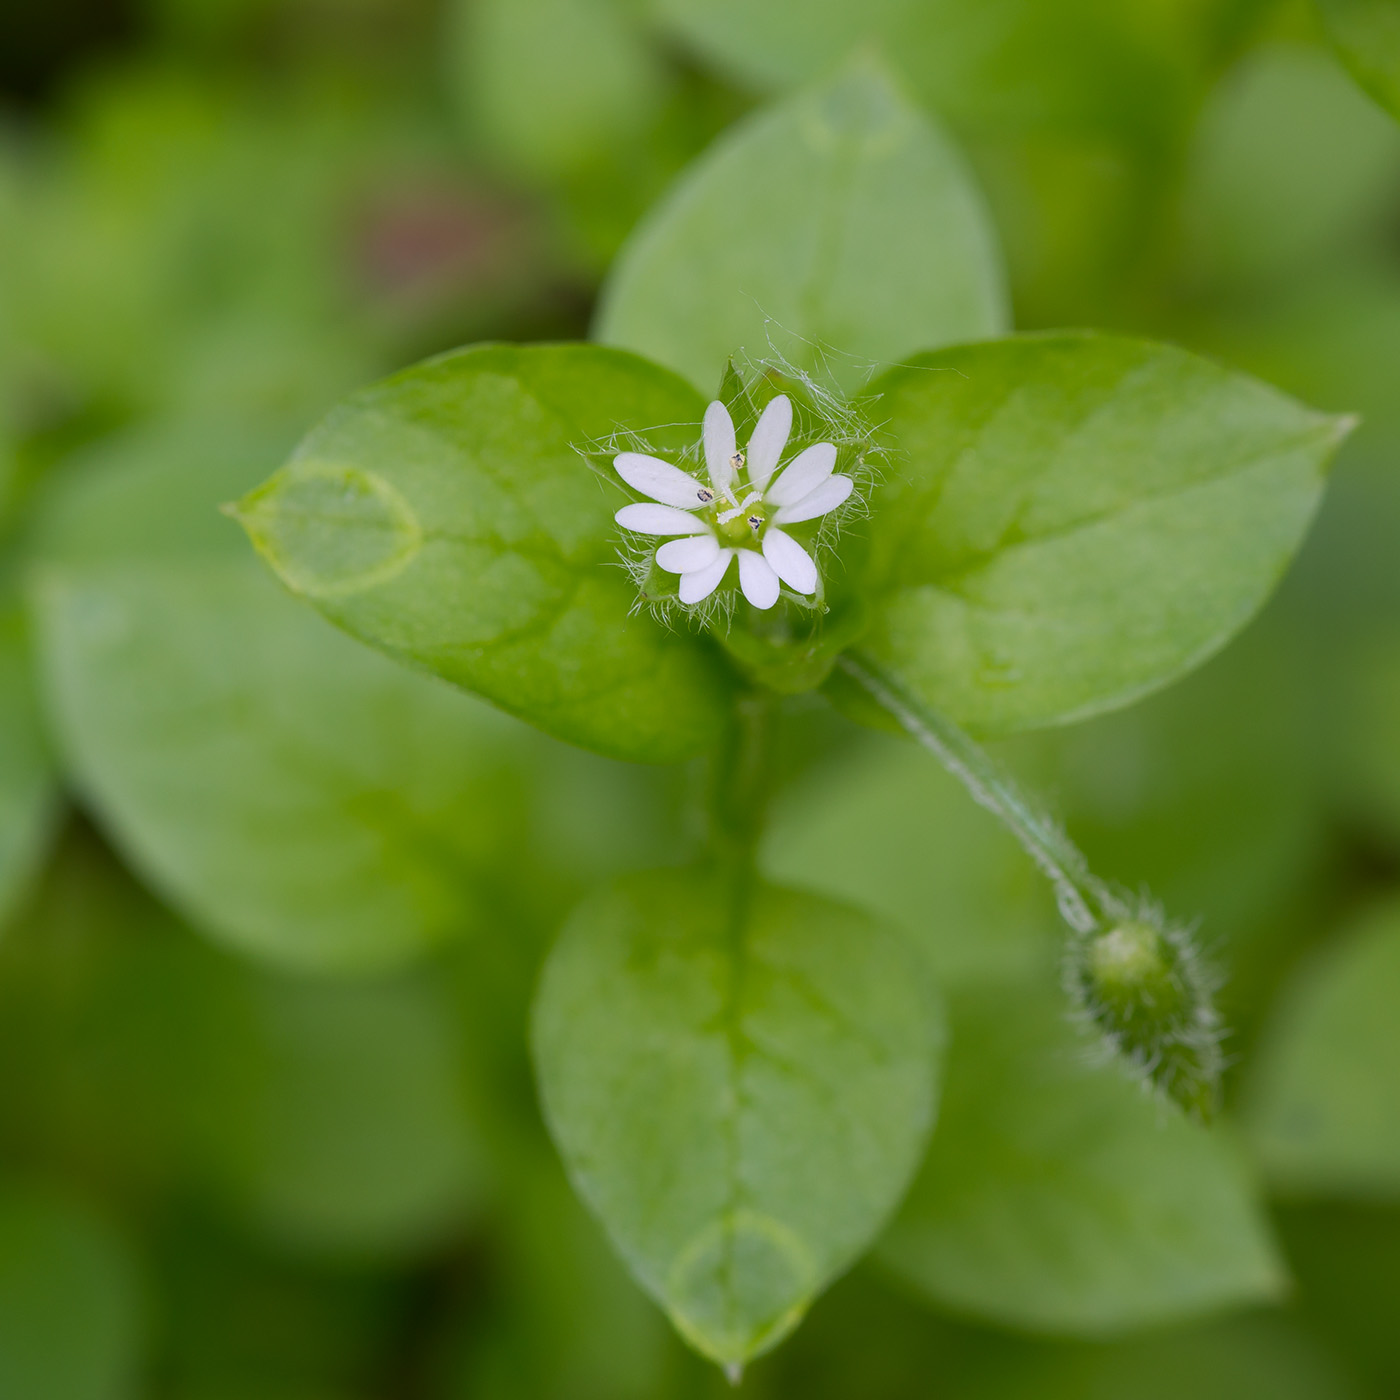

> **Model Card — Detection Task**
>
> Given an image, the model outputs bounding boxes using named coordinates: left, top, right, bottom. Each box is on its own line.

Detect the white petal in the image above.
left=703, top=400, right=737, bottom=492
left=737, top=549, right=780, bottom=610
left=746, top=395, right=792, bottom=493
left=656, top=533, right=721, bottom=574
left=614, top=452, right=709, bottom=508
left=616, top=503, right=711, bottom=536
left=773, top=473, right=854, bottom=525
left=762, top=528, right=818, bottom=595
left=679, top=549, right=734, bottom=604
left=765, top=442, right=836, bottom=507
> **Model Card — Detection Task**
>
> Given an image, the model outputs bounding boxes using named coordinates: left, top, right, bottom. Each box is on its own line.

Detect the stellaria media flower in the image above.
left=613, top=396, right=854, bottom=610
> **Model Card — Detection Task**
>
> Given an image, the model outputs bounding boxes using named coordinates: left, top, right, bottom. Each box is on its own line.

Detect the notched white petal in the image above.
left=678, top=548, right=735, bottom=604
left=737, top=548, right=780, bottom=610
left=746, top=395, right=793, bottom=493
left=613, top=452, right=708, bottom=508
left=773, top=473, right=854, bottom=525
left=656, top=533, right=721, bottom=574
left=703, top=400, right=737, bottom=492
left=762, top=528, right=818, bottom=595
left=616, top=503, right=712, bottom=536
left=766, top=442, right=836, bottom=508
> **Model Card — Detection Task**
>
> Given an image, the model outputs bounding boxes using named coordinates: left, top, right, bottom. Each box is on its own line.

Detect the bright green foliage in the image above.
left=235, top=343, right=732, bottom=764
left=763, top=732, right=1055, bottom=987
left=31, top=427, right=532, bottom=973
left=1316, top=0, right=1400, bottom=121
left=854, top=333, right=1348, bottom=735
left=532, top=868, right=942, bottom=1368
left=0, top=609, right=57, bottom=931
left=596, top=64, right=1007, bottom=395
left=1245, top=899, right=1400, bottom=1197
left=878, top=980, right=1284, bottom=1333
left=0, top=1186, right=143, bottom=1400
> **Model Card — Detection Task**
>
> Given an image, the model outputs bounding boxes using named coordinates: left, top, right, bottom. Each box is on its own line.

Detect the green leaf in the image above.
left=1316, top=0, right=1400, bottom=121
left=0, top=1185, right=143, bottom=1400
left=595, top=64, right=1007, bottom=397
left=651, top=0, right=1192, bottom=145
left=1182, top=44, right=1400, bottom=294
left=450, top=0, right=669, bottom=180
left=234, top=343, right=732, bottom=764
left=1244, top=899, right=1400, bottom=1197
left=851, top=332, right=1348, bottom=735
left=762, top=731, right=1055, bottom=988
left=0, top=608, right=58, bottom=932
left=532, top=867, right=942, bottom=1369
left=878, top=978, right=1285, bottom=1334
left=30, top=425, right=536, bottom=973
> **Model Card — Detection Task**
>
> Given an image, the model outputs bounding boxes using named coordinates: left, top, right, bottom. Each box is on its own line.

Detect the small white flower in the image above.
left=612, top=396, right=853, bottom=610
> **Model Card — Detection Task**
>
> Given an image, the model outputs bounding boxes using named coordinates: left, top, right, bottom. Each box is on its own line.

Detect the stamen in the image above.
left=747, top=514, right=763, bottom=532
left=697, top=487, right=715, bottom=504
left=729, top=450, right=746, bottom=474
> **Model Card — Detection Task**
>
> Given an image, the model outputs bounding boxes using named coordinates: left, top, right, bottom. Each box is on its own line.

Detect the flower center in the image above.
left=719, top=508, right=764, bottom=542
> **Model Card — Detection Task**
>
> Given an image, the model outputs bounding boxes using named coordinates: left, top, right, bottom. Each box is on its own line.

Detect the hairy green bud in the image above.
left=1068, top=914, right=1223, bottom=1119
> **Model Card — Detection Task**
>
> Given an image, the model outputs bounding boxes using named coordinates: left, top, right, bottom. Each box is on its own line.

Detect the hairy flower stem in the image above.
left=837, top=652, right=1123, bottom=933
left=838, top=650, right=1224, bottom=1117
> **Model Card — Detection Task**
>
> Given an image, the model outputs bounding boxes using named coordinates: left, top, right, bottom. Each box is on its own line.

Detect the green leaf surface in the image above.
left=532, top=867, right=942, bottom=1368
left=235, top=343, right=732, bottom=763
left=30, top=426, right=536, bottom=973
left=0, top=609, right=58, bottom=933
left=595, top=65, right=1007, bottom=396
left=1317, top=0, right=1400, bottom=121
left=878, top=979, right=1284, bottom=1334
left=853, top=332, right=1345, bottom=735
left=0, top=1185, right=143, bottom=1400
left=763, top=732, right=1055, bottom=987
left=1244, top=899, right=1400, bottom=1197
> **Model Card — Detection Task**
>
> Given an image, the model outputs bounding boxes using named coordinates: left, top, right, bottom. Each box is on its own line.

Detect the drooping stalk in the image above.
left=836, top=652, right=1124, bottom=935
left=838, top=650, right=1224, bottom=1118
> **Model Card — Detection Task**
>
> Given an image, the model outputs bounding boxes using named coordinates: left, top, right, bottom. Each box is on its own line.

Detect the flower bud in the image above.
left=1068, top=915, right=1223, bottom=1118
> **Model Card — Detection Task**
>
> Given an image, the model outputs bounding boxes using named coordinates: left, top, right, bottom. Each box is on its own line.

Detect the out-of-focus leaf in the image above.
left=1183, top=44, right=1400, bottom=291
left=205, top=972, right=482, bottom=1255
left=31, top=425, right=535, bottom=973
left=0, top=827, right=485, bottom=1256
left=878, top=979, right=1284, bottom=1334
left=0, top=607, right=58, bottom=933
left=597, top=65, right=1007, bottom=396
left=0, top=1184, right=143, bottom=1400
left=533, top=867, right=942, bottom=1369
left=652, top=0, right=1192, bottom=144
left=1316, top=0, right=1400, bottom=120
left=762, top=731, right=1054, bottom=987
left=452, top=0, right=669, bottom=180
left=1245, top=899, right=1400, bottom=1197
left=442, top=1154, right=678, bottom=1400
left=848, top=332, right=1345, bottom=735
left=235, top=343, right=733, bottom=764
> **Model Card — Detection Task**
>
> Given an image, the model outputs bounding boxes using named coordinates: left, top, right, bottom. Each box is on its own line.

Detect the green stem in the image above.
left=837, top=651, right=1127, bottom=936
left=707, top=689, right=776, bottom=869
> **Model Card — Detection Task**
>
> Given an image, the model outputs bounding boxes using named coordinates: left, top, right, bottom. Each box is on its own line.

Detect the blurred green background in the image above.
left=4, top=0, right=1400, bottom=1394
